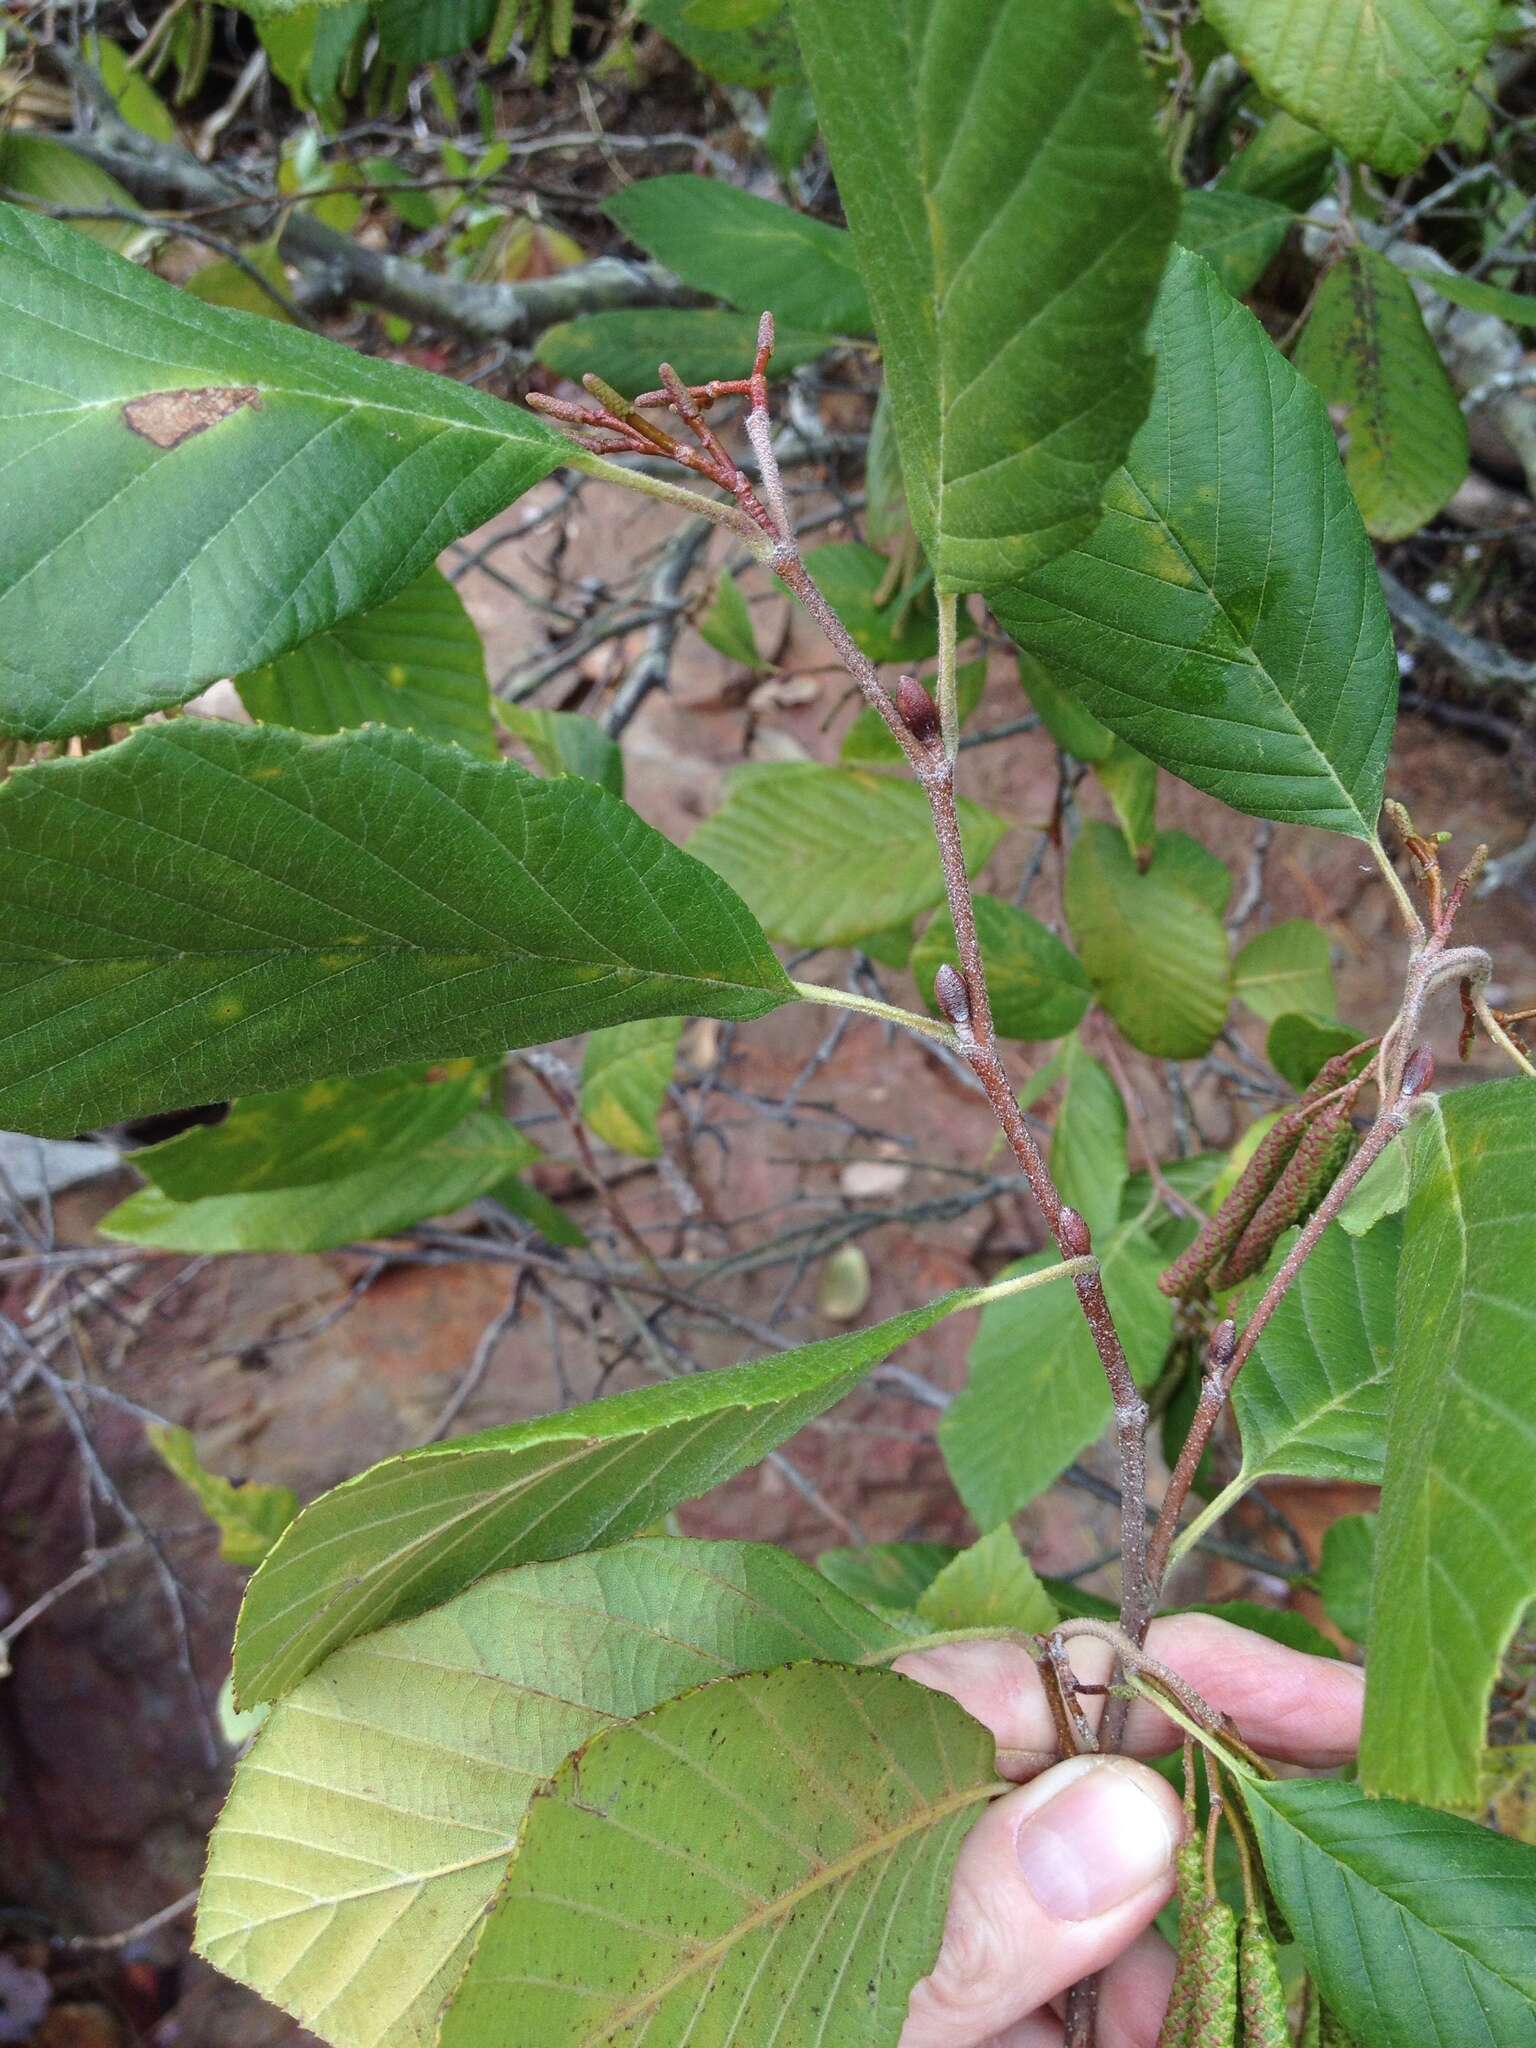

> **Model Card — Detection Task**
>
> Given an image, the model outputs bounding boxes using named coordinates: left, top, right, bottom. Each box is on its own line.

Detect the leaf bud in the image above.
left=893, top=674, right=941, bottom=747
left=933, top=962, right=970, bottom=1026
left=1058, top=1206, right=1093, bottom=1258
left=1400, top=1045, right=1435, bottom=1099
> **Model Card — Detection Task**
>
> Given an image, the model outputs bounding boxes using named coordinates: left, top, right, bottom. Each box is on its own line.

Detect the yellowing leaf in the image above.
left=439, top=1664, right=999, bottom=2048
left=149, top=1426, right=298, bottom=1568
left=916, top=1525, right=1058, bottom=1635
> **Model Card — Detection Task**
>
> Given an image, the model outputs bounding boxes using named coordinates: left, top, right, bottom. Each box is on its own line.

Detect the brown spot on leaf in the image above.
left=121, top=385, right=260, bottom=450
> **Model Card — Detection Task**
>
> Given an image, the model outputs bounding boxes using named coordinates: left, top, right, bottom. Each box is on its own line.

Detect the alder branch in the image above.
left=42, top=48, right=698, bottom=349
left=540, top=313, right=1156, bottom=1694
left=1146, top=828, right=1510, bottom=1593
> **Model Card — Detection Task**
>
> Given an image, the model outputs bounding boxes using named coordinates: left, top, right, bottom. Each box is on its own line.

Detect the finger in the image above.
left=895, top=1612, right=1363, bottom=1773
left=1134, top=1612, right=1364, bottom=1767
left=927, top=1929, right=1178, bottom=2048
left=898, top=1755, right=1183, bottom=2048
left=1095, top=1928, right=1179, bottom=2048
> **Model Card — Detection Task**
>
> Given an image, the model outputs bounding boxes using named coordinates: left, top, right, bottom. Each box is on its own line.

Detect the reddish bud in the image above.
left=933, top=963, right=970, bottom=1026
left=1058, top=1206, right=1093, bottom=1258
left=893, top=674, right=941, bottom=747
left=1401, top=1045, right=1435, bottom=1098
left=1207, top=1316, right=1237, bottom=1374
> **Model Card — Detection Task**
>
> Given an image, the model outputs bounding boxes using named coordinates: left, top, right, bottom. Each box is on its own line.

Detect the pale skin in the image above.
left=896, top=1614, right=1366, bottom=2048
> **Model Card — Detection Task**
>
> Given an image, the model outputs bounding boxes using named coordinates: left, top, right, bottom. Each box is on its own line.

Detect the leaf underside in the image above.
left=1363, top=1081, right=1536, bottom=1809
left=233, top=1278, right=1026, bottom=1703
left=199, top=1540, right=901, bottom=2048
left=439, top=1663, right=998, bottom=2048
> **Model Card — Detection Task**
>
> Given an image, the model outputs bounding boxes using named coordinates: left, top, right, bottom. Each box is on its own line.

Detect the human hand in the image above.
left=894, top=1613, right=1365, bottom=2047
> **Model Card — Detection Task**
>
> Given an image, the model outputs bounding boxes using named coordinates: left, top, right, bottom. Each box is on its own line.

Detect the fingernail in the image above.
left=1015, top=1761, right=1175, bottom=1921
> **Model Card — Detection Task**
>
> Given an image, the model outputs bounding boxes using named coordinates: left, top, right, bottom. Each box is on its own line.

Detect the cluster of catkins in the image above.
left=1158, top=1753, right=1355, bottom=2047
left=1158, top=1045, right=1371, bottom=1298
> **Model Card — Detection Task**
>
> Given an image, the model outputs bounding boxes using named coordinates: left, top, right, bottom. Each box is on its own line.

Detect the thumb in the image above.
left=900, top=1755, right=1183, bottom=2048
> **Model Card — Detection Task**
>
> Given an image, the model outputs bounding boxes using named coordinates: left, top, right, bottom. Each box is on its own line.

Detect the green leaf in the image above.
left=149, top=1425, right=298, bottom=1568
left=371, top=0, right=495, bottom=63
left=236, top=568, right=497, bottom=758
left=799, top=540, right=938, bottom=667
left=1066, top=823, right=1231, bottom=1059
left=1393, top=252, right=1536, bottom=327
left=1153, top=831, right=1234, bottom=918
left=863, top=382, right=909, bottom=549
left=183, top=241, right=295, bottom=324
left=257, top=5, right=367, bottom=114
left=199, top=1539, right=901, bottom=2048
left=233, top=0, right=367, bottom=12
left=497, top=703, right=625, bottom=797
left=1177, top=188, right=1293, bottom=296
left=684, top=0, right=783, bottom=25
left=1266, top=1012, right=1367, bottom=1092
left=763, top=77, right=820, bottom=179
left=0, top=721, right=793, bottom=1138
left=636, top=0, right=801, bottom=86
left=1202, top=0, right=1501, bottom=176
left=0, top=204, right=565, bottom=742
left=130, top=1062, right=489, bottom=1198
left=603, top=175, right=869, bottom=333
left=818, top=1541, right=956, bottom=1612
left=1219, top=110, right=1333, bottom=210
left=1236, top=1219, right=1398, bottom=1486
left=439, top=1663, right=997, bottom=2048
left=1050, top=1036, right=1128, bottom=1242
left=1364, top=1079, right=1536, bottom=1810
left=911, top=895, right=1090, bottom=1043
left=580, top=1016, right=684, bottom=1157
left=1190, top=1600, right=1340, bottom=1659
left=991, top=250, right=1398, bottom=839
left=1233, top=920, right=1335, bottom=1025
left=842, top=659, right=985, bottom=767
left=1240, top=1775, right=1536, bottom=2047
left=790, top=0, right=1176, bottom=592
left=1018, top=649, right=1116, bottom=762
left=1094, top=739, right=1158, bottom=858
left=233, top=1267, right=1072, bottom=1702
left=1294, top=246, right=1469, bottom=540
left=81, top=34, right=179, bottom=143
left=688, top=762, right=1009, bottom=949
left=101, top=1109, right=535, bottom=1253
left=0, top=134, right=151, bottom=255
left=1337, top=1139, right=1410, bottom=1237
left=695, top=569, right=762, bottom=669
left=1318, top=1512, right=1376, bottom=1644
left=490, top=1171, right=587, bottom=1247
left=1039, top=1577, right=1119, bottom=1622
left=534, top=307, right=828, bottom=398
left=916, top=1525, right=1058, bottom=1635
left=941, top=1224, right=1174, bottom=1527
left=1176, top=1220, right=1398, bottom=1560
